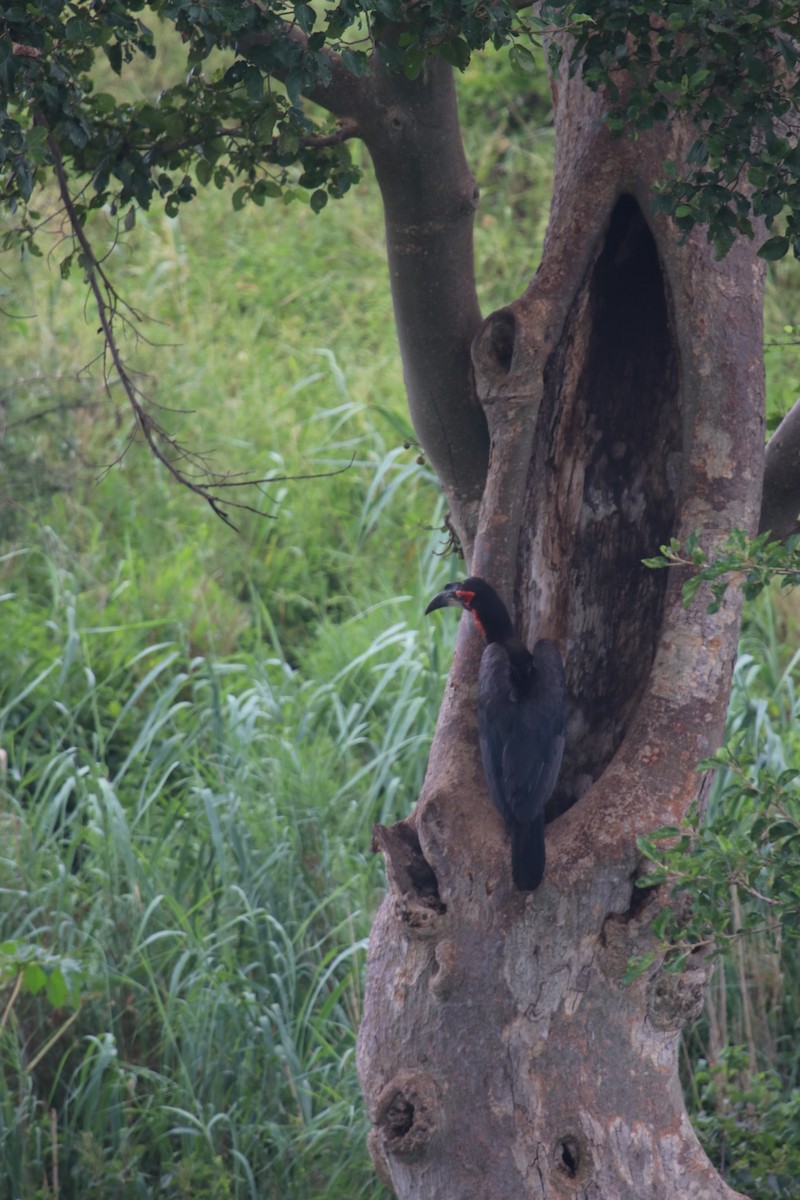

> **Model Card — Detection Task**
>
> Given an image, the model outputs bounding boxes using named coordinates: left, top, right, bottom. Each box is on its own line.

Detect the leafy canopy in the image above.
left=545, top=0, right=800, bottom=260
left=1, top=0, right=518, bottom=245
left=2, top=1, right=800, bottom=261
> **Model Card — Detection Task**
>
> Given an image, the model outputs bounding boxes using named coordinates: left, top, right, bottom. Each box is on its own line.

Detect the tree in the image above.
left=4, top=2, right=800, bottom=1196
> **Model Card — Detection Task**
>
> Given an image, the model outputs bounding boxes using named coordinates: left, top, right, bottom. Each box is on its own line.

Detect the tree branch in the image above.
left=144, top=119, right=361, bottom=161
left=356, top=56, right=489, bottom=556
left=45, top=126, right=353, bottom=529
left=235, top=28, right=488, bottom=550
left=236, top=24, right=373, bottom=122
left=760, top=396, right=800, bottom=541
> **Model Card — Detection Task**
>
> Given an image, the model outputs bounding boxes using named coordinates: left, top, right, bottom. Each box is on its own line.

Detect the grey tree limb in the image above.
left=356, top=57, right=488, bottom=556
left=760, top=396, right=800, bottom=540
left=239, top=27, right=491, bottom=553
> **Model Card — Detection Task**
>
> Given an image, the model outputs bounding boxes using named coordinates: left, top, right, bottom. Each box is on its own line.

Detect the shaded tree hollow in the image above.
left=535, top=193, right=682, bottom=815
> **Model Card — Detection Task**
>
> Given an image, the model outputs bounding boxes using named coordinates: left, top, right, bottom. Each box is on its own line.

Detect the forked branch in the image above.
left=236, top=22, right=374, bottom=121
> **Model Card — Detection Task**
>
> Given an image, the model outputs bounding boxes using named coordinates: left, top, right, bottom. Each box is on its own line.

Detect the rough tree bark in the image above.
left=352, top=50, right=769, bottom=1200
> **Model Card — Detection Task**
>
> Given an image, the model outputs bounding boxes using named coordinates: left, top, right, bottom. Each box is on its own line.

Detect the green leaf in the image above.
left=242, top=64, right=263, bottom=102
left=341, top=48, right=370, bottom=76
left=682, top=575, right=703, bottom=607
left=646, top=826, right=682, bottom=841
left=622, top=952, right=657, bottom=984
left=651, top=906, right=674, bottom=938
left=438, top=39, right=471, bottom=71
left=65, top=16, right=95, bottom=42
left=91, top=93, right=118, bottom=115
left=45, top=969, right=68, bottom=1008
left=294, top=3, right=316, bottom=33
left=195, top=159, right=213, bottom=187
left=22, top=963, right=46, bottom=995
left=403, top=47, right=425, bottom=80
left=757, top=235, right=790, bottom=261
left=254, top=179, right=282, bottom=199
left=509, top=44, right=537, bottom=75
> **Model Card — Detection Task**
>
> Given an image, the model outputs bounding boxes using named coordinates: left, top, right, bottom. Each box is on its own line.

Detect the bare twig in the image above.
left=26, top=1004, right=84, bottom=1074
left=0, top=972, right=23, bottom=1034
left=145, top=118, right=361, bottom=160
left=303, top=121, right=361, bottom=147
left=44, top=127, right=354, bottom=529
left=50, top=1107, right=59, bottom=1200
left=0, top=302, right=36, bottom=319
left=6, top=399, right=107, bottom=429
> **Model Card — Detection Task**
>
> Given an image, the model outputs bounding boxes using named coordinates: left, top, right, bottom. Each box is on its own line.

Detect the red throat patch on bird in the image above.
left=455, top=589, right=485, bottom=638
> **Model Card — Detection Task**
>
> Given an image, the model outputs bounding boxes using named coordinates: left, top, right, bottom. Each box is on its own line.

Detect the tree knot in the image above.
left=373, top=1069, right=440, bottom=1161
left=373, top=821, right=446, bottom=938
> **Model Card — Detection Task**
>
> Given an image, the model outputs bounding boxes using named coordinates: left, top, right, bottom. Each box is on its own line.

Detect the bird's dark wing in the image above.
left=477, top=643, right=517, bottom=824
left=477, top=639, right=566, bottom=829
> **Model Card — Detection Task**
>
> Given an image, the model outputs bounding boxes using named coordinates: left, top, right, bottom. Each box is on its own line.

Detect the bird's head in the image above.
left=425, top=576, right=514, bottom=644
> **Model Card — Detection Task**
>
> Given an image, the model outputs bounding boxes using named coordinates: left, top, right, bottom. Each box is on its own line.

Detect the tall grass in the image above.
left=678, top=589, right=800, bottom=1199
left=0, top=524, right=457, bottom=1198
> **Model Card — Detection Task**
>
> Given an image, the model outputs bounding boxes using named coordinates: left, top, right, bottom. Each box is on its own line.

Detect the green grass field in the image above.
left=2, top=39, right=800, bottom=1200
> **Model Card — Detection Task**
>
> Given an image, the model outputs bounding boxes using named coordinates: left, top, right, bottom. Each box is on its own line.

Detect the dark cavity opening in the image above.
left=386, top=1097, right=415, bottom=1139
left=488, top=309, right=516, bottom=374
left=540, top=194, right=682, bottom=811
left=555, top=1135, right=581, bottom=1178
left=372, top=821, right=445, bottom=909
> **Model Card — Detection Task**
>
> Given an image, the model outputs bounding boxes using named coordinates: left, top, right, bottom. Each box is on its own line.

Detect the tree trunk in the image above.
left=356, top=51, right=765, bottom=1200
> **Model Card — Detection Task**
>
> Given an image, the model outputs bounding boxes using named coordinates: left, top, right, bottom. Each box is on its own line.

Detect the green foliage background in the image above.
left=1, top=35, right=800, bottom=1200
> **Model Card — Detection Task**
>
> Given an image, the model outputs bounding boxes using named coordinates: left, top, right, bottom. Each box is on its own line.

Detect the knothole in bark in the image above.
left=554, top=1134, right=582, bottom=1180
left=372, top=821, right=446, bottom=938
left=374, top=1069, right=440, bottom=1161
left=487, top=308, right=516, bottom=374
left=472, top=307, right=518, bottom=390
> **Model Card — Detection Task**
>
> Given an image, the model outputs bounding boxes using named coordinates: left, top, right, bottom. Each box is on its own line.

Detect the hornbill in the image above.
left=425, top=577, right=566, bottom=890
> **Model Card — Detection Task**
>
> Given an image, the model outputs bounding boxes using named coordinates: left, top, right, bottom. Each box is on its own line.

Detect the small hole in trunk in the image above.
left=555, top=1135, right=580, bottom=1178
left=386, top=1097, right=414, bottom=1138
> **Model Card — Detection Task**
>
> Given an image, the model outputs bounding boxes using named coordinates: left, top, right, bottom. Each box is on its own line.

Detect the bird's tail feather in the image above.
left=511, top=812, right=545, bottom=891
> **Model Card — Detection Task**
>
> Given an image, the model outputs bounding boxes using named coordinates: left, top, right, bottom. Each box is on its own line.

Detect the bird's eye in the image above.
left=456, top=589, right=476, bottom=607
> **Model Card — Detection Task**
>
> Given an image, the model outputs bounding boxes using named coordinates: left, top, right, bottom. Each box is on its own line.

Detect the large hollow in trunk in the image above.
left=532, top=192, right=683, bottom=811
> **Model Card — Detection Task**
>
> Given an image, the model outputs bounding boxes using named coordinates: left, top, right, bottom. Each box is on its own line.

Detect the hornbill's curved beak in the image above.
left=424, top=582, right=461, bottom=615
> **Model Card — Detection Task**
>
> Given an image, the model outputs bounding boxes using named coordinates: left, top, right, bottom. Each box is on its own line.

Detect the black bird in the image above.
left=425, top=577, right=566, bottom=890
